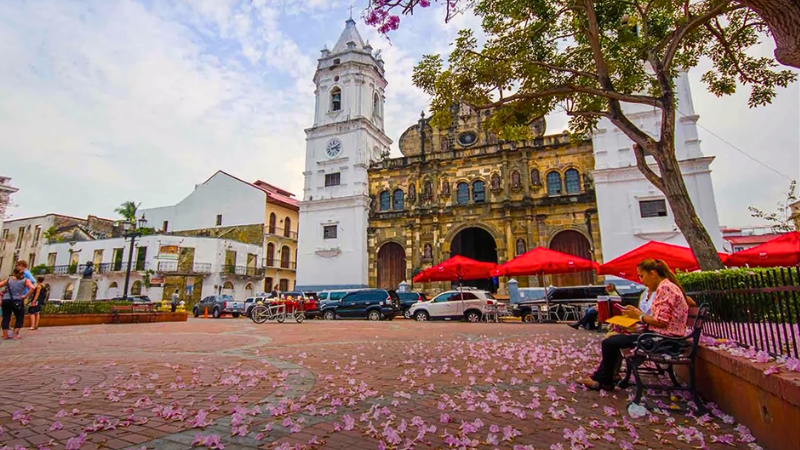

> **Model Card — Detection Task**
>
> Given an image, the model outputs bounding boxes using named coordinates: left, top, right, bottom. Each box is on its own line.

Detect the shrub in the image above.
left=42, top=301, right=132, bottom=315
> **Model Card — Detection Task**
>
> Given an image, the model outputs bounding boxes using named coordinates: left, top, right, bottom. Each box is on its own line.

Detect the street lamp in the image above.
left=122, top=214, right=148, bottom=300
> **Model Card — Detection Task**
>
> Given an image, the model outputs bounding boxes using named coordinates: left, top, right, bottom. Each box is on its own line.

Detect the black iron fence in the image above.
left=221, top=265, right=265, bottom=277
left=265, top=260, right=297, bottom=270
left=683, top=266, right=800, bottom=359
left=157, top=261, right=212, bottom=274
left=266, top=227, right=298, bottom=240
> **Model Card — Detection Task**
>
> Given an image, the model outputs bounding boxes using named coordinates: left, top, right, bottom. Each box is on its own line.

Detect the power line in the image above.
left=677, top=109, right=795, bottom=182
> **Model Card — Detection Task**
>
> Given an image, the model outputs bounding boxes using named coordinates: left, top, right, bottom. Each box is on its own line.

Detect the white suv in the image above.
left=408, top=289, right=498, bottom=323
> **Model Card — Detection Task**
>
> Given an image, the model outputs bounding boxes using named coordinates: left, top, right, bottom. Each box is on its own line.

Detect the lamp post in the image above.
left=121, top=214, right=148, bottom=300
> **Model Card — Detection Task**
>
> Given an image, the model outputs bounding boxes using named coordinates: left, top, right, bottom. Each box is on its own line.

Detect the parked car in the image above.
left=408, top=288, right=497, bottom=323
left=511, top=285, right=646, bottom=321
left=192, top=295, right=244, bottom=318
left=320, top=289, right=400, bottom=321
left=244, top=294, right=276, bottom=317
left=397, top=291, right=428, bottom=319
left=318, top=289, right=364, bottom=310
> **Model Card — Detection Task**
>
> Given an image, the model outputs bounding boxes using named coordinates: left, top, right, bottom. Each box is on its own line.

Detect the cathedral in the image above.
left=296, top=19, right=601, bottom=295
left=296, top=19, right=722, bottom=296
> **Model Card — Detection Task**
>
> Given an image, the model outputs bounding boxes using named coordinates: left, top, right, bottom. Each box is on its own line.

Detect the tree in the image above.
left=748, top=181, right=797, bottom=233
left=365, top=0, right=796, bottom=269
left=114, top=201, right=141, bottom=223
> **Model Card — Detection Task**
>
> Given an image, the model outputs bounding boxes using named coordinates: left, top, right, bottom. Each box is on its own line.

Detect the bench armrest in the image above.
left=634, top=332, right=692, bottom=358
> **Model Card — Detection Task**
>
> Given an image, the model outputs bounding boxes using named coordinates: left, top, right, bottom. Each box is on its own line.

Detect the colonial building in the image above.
left=38, top=234, right=263, bottom=305
left=140, top=171, right=299, bottom=292
left=0, top=176, right=18, bottom=236
left=368, top=106, right=602, bottom=295
left=591, top=72, right=723, bottom=261
left=0, top=213, right=118, bottom=278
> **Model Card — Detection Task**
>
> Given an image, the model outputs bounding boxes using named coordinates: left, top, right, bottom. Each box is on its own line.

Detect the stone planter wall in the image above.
left=22, top=312, right=188, bottom=328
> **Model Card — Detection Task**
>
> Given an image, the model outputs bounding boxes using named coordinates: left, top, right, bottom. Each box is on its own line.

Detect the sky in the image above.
left=0, top=0, right=797, bottom=229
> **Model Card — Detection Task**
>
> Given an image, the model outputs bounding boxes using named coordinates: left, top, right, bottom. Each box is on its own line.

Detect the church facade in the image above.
left=367, top=107, right=602, bottom=295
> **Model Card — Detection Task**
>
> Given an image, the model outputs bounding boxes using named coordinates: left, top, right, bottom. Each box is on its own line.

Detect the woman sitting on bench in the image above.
left=576, top=259, right=693, bottom=391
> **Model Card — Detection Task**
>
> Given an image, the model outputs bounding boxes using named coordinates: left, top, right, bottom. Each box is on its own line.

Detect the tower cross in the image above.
left=348, top=1, right=355, bottom=19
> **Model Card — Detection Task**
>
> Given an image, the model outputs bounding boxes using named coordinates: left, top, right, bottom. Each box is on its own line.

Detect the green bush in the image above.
left=677, top=267, right=799, bottom=291
left=31, top=264, right=50, bottom=275
left=42, top=301, right=132, bottom=315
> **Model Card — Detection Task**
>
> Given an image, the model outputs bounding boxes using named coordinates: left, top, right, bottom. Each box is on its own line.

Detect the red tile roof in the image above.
left=724, top=234, right=784, bottom=245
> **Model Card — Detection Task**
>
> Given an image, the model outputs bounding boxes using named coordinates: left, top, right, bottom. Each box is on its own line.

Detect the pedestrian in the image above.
left=0, top=267, right=36, bottom=339
left=28, top=276, right=49, bottom=330
left=14, top=260, right=37, bottom=296
left=171, top=289, right=179, bottom=313
left=270, top=287, right=278, bottom=299
left=568, top=283, right=620, bottom=330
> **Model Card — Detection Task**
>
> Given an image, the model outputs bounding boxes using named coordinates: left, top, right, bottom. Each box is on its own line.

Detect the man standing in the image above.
left=14, top=260, right=37, bottom=297
left=170, top=289, right=179, bottom=313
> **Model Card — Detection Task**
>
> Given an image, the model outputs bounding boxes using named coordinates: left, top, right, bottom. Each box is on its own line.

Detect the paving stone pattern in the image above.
left=0, top=318, right=762, bottom=450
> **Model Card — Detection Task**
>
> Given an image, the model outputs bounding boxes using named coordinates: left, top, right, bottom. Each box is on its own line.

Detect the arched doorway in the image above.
left=549, top=230, right=594, bottom=286
left=131, top=280, right=143, bottom=296
left=377, top=242, right=406, bottom=290
left=63, top=283, right=74, bottom=300
left=108, top=282, right=119, bottom=299
left=245, top=283, right=254, bottom=298
left=222, top=281, right=234, bottom=297
left=450, top=227, right=498, bottom=292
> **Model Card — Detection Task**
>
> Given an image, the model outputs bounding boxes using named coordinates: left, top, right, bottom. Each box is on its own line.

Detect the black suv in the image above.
left=320, top=289, right=400, bottom=321
left=397, top=292, right=428, bottom=319
left=512, top=285, right=645, bottom=320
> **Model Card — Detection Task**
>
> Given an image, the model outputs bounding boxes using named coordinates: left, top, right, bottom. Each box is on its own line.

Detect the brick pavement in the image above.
left=0, top=318, right=763, bottom=450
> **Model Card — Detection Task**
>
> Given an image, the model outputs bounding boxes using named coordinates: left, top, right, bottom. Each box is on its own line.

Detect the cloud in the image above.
left=0, top=0, right=796, bottom=232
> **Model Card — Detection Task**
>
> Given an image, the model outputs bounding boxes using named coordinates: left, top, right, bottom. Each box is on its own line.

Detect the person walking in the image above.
left=28, top=276, right=49, bottom=330
left=171, top=289, right=179, bottom=313
left=0, top=267, right=36, bottom=339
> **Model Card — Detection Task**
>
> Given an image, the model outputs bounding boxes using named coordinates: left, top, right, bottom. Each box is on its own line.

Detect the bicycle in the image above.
left=250, top=303, right=286, bottom=324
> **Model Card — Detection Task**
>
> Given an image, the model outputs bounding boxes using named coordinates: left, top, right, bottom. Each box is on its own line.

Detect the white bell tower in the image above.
left=295, top=18, right=392, bottom=291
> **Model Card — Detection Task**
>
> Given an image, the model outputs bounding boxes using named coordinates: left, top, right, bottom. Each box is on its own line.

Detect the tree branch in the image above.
left=478, top=83, right=661, bottom=108
left=582, top=0, right=614, bottom=91
left=632, top=143, right=665, bottom=191
left=660, top=0, right=743, bottom=71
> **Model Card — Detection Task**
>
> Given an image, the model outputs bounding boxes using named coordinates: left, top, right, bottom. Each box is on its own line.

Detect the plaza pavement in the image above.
left=0, top=318, right=763, bottom=450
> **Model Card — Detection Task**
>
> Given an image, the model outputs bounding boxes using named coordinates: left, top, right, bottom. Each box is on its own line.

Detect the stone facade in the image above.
left=790, top=200, right=800, bottom=231
left=367, top=105, right=601, bottom=296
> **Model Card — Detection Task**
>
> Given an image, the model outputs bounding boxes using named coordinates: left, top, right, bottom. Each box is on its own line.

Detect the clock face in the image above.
left=325, top=139, right=342, bottom=159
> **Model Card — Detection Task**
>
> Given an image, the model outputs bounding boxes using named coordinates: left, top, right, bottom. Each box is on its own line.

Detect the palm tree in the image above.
left=114, top=201, right=141, bottom=223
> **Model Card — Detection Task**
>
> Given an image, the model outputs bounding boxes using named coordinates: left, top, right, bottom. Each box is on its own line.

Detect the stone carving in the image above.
left=530, top=168, right=541, bottom=185
left=511, top=170, right=521, bottom=189
left=441, top=179, right=450, bottom=196
left=422, top=180, right=432, bottom=199
left=423, top=243, right=432, bottom=260
left=490, top=173, right=501, bottom=190
left=82, top=261, right=94, bottom=279
left=408, top=183, right=416, bottom=201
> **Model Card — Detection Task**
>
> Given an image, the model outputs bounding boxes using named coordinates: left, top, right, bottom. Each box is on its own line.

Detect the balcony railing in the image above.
left=264, top=260, right=297, bottom=271
left=76, top=263, right=130, bottom=274
left=266, top=227, right=298, bottom=240
left=221, top=265, right=265, bottom=277
left=157, top=261, right=212, bottom=274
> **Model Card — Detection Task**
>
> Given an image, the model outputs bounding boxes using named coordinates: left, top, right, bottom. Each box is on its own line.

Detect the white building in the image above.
left=38, top=234, right=264, bottom=302
left=592, top=72, right=724, bottom=261
left=140, top=171, right=269, bottom=233
left=0, top=176, right=18, bottom=236
left=295, top=19, right=392, bottom=291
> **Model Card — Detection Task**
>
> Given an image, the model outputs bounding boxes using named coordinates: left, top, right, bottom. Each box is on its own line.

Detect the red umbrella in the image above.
left=599, top=241, right=731, bottom=282
left=494, top=247, right=599, bottom=277
left=413, top=255, right=498, bottom=283
left=725, top=231, right=800, bottom=268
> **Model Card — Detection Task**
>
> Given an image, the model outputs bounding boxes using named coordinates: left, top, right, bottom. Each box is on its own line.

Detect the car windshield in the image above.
left=220, top=295, right=234, bottom=301
left=398, top=293, right=419, bottom=300
left=519, top=288, right=546, bottom=301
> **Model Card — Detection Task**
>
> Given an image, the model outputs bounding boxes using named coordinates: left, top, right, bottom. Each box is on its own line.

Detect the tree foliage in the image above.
left=365, top=0, right=796, bottom=270
left=749, top=180, right=798, bottom=233
left=114, top=201, right=141, bottom=223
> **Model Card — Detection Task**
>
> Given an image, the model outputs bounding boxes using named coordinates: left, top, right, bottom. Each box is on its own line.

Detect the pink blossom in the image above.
left=486, top=433, right=499, bottom=445
left=49, top=422, right=63, bottom=431
left=619, top=441, right=634, bottom=450
left=64, top=433, right=87, bottom=450
left=786, top=357, right=800, bottom=372
left=440, top=413, right=450, bottom=423
left=763, top=365, right=781, bottom=376
left=343, top=414, right=355, bottom=431
left=755, top=351, right=770, bottom=364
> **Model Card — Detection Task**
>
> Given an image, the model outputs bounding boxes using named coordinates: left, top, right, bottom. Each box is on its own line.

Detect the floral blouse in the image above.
left=650, top=279, right=689, bottom=337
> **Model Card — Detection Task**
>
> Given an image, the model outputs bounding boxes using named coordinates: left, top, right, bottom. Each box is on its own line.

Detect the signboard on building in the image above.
left=149, top=277, right=164, bottom=286
left=158, top=245, right=179, bottom=260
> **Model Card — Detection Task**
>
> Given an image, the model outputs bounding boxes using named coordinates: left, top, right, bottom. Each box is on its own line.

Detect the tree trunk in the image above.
left=741, top=0, right=800, bottom=69
left=655, top=149, right=725, bottom=270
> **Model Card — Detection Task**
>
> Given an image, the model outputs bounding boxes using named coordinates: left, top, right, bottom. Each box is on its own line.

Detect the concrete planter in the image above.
left=23, top=312, right=188, bottom=328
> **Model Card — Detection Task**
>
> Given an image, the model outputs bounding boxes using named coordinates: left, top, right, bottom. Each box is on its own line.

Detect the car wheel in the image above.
left=523, top=313, right=533, bottom=323
left=403, top=309, right=412, bottom=319
left=465, top=311, right=481, bottom=323
left=323, top=310, right=335, bottom=320
left=367, top=310, right=381, bottom=321
left=414, top=310, right=429, bottom=322
left=213, top=308, right=221, bottom=318
left=232, top=313, right=240, bottom=318
left=193, top=308, right=199, bottom=318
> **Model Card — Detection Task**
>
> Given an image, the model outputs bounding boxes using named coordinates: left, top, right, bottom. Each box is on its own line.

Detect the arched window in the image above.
left=379, top=191, right=391, bottom=211
left=280, top=246, right=290, bottom=269
left=456, top=183, right=469, bottom=205
left=530, top=168, right=541, bottom=185
left=91, top=281, right=98, bottom=301
left=511, top=171, right=521, bottom=189
left=373, top=92, right=380, bottom=116
left=516, top=238, right=527, bottom=256
left=392, top=189, right=404, bottom=210
left=472, top=180, right=486, bottom=203
left=269, top=213, right=276, bottom=234
left=283, top=217, right=291, bottom=237
left=546, top=172, right=562, bottom=196
left=63, top=283, right=74, bottom=300
left=330, top=87, right=342, bottom=111
left=267, top=243, right=275, bottom=267
left=131, top=280, right=142, bottom=296
left=565, top=169, right=581, bottom=194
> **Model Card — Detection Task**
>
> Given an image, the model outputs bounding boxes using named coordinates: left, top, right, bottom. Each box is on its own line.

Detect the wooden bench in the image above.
left=618, top=304, right=708, bottom=415
left=110, top=304, right=157, bottom=324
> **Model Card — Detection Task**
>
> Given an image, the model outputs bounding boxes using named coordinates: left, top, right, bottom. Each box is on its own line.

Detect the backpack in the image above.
left=38, top=285, right=50, bottom=306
